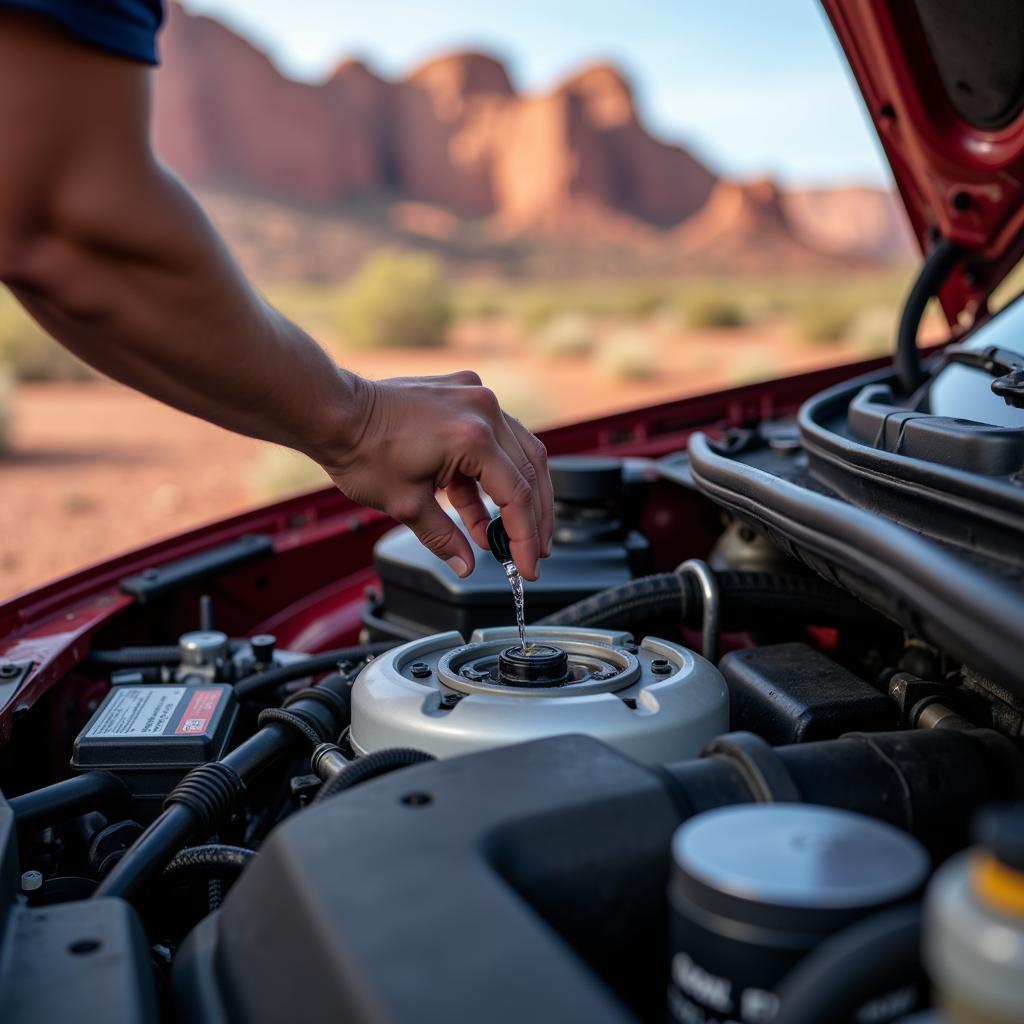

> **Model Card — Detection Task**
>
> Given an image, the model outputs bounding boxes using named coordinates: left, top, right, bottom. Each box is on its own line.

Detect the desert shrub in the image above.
left=514, top=292, right=563, bottom=332
left=597, top=329, right=658, bottom=380
left=336, top=250, right=452, bottom=349
left=796, top=298, right=858, bottom=344
left=0, top=367, right=13, bottom=454
left=730, top=352, right=784, bottom=387
left=0, top=293, right=93, bottom=381
left=678, top=292, right=747, bottom=329
left=452, top=285, right=506, bottom=320
left=249, top=447, right=329, bottom=502
left=842, top=304, right=897, bottom=357
left=533, top=312, right=594, bottom=358
left=616, top=285, right=671, bottom=319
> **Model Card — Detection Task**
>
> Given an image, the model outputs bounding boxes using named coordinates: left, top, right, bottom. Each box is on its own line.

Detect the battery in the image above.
left=71, top=683, right=237, bottom=816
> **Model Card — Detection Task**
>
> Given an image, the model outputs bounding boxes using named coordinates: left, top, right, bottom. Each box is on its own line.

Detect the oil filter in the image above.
left=668, top=804, right=929, bottom=1024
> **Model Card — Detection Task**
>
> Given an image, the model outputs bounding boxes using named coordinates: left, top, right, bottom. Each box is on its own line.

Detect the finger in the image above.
left=490, top=415, right=543, bottom=553
left=446, top=473, right=490, bottom=550
left=469, top=443, right=539, bottom=580
left=504, top=415, right=553, bottom=558
left=391, top=488, right=475, bottom=578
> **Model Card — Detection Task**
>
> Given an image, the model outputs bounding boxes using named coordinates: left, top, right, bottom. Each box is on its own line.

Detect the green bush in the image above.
left=597, top=329, right=658, bottom=380
left=336, top=251, right=452, bottom=349
left=533, top=312, right=594, bottom=358
left=678, top=292, right=747, bottom=329
left=0, top=367, right=13, bottom=454
left=248, top=446, right=330, bottom=502
left=796, top=299, right=857, bottom=344
left=0, top=292, right=93, bottom=381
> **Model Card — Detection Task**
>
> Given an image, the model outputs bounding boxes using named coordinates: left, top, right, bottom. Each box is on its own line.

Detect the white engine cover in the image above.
left=350, top=626, right=728, bottom=762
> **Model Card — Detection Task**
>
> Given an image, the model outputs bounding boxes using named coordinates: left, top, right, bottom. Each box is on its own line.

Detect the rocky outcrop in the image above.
left=152, top=3, right=913, bottom=276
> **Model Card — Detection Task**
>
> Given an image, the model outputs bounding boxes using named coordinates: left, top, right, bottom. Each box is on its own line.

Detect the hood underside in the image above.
left=825, top=0, right=1024, bottom=331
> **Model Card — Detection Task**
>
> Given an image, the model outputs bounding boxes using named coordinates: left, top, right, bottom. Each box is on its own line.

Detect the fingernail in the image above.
left=447, top=556, right=469, bottom=577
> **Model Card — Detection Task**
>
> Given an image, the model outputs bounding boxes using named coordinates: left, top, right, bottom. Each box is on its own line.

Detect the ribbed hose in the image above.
left=539, top=570, right=875, bottom=631
left=313, top=748, right=435, bottom=804
left=163, top=844, right=255, bottom=882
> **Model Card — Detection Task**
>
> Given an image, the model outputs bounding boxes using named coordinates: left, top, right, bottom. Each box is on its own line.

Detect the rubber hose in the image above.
left=539, top=570, right=876, bottom=631
left=87, top=646, right=182, bottom=668
left=234, top=641, right=396, bottom=700
left=774, top=903, right=924, bottom=1024
left=896, top=236, right=961, bottom=396
left=313, top=748, right=435, bottom=804
left=163, top=844, right=255, bottom=882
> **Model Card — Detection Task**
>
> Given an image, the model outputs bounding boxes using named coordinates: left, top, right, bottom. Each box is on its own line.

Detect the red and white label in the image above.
left=175, top=688, right=223, bottom=735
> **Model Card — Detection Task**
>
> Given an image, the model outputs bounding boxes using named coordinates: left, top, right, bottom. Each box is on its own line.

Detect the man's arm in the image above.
left=0, top=12, right=552, bottom=579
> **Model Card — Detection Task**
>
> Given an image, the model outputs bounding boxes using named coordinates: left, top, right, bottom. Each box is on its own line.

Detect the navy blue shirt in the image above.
left=0, top=0, right=164, bottom=64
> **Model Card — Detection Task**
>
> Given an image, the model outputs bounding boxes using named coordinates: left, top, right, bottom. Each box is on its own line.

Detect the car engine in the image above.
left=1, top=320, right=1024, bottom=1023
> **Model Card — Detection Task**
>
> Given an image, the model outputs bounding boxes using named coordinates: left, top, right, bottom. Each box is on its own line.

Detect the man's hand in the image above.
left=322, top=371, right=552, bottom=580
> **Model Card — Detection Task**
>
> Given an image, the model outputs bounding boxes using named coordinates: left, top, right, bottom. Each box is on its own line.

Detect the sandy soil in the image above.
left=0, top=320, right=877, bottom=599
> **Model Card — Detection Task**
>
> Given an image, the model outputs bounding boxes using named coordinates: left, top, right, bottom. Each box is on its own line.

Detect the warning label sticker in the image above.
left=87, top=687, right=186, bottom=739
left=174, top=689, right=223, bottom=735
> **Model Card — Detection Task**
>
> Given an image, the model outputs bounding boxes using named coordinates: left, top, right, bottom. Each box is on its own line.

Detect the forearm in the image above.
left=7, top=165, right=358, bottom=464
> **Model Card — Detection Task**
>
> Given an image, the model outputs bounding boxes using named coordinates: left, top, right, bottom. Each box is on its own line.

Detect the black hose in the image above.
left=896, top=236, right=961, bottom=396
left=93, top=674, right=353, bottom=902
left=10, top=771, right=130, bottom=832
left=87, top=646, right=181, bottom=668
left=233, top=641, right=396, bottom=700
left=163, top=844, right=255, bottom=882
left=539, top=570, right=876, bottom=632
left=313, top=748, right=435, bottom=804
left=774, top=903, right=924, bottom=1024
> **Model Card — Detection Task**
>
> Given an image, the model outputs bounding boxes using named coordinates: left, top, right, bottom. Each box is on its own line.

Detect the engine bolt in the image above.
left=622, top=642, right=639, bottom=654
left=0, top=664, right=18, bottom=678
left=20, top=870, right=43, bottom=893
left=651, top=659, right=673, bottom=675
left=440, top=691, right=462, bottom=708
left=410, top=662, right=432, bottom=679
left=462, top=668, right=487, bottom=682
left=593, top=669, right=615, bottom=681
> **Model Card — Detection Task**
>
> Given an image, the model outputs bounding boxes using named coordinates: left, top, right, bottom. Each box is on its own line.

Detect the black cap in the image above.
left=975, top=803, right=1024, bottom=871
left=549, top=456, right=623, bottom=504
left=486, top=516, right=513, bottom=563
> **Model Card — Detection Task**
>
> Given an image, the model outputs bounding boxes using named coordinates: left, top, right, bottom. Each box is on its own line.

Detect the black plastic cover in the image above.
left=720, top=643, right=896, bottom=745
left=72, top=683, right=237, bottom=807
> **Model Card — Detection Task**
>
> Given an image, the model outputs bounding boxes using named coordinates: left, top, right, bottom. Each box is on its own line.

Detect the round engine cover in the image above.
left=350, top=626, right=728, bottom=762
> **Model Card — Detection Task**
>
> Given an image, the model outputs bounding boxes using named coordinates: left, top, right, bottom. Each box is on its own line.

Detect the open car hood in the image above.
left=825, top=0, right=1024, bottom=332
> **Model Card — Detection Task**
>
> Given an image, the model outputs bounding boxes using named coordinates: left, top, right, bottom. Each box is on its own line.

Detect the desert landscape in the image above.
left=0, top=3, right=926, bottom=598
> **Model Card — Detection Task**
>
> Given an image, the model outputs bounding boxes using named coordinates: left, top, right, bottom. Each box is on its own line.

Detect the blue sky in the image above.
left=181, top=0, right=892, bottom=188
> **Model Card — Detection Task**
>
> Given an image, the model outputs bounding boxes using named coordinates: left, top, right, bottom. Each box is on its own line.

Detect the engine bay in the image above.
left=0, top=341, right=1023, bottom=1024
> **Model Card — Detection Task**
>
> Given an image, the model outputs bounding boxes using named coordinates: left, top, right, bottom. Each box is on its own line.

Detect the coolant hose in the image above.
left=313, top=747, right=435, bottom=804
left=773, top=903, right=923, bottom=1024
left=10, top=770, right=130, bottom=833
left=163, top=843, right=255, bottom=882
left=539, top=570, right=874, bottom=633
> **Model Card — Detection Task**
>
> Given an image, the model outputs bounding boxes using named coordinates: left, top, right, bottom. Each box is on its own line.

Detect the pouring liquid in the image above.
left=502, top=560, right=532, bottom=655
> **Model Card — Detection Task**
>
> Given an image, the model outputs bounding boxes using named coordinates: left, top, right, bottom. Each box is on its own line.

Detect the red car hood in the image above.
left=824, top=0, right=1024, bottom=333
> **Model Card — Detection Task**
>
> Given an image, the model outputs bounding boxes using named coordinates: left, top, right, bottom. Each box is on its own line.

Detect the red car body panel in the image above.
left=824, top=0, right=1024, bottom=331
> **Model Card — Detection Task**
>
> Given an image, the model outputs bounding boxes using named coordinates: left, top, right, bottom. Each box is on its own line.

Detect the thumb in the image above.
left=399, top=491, right=476, bottom=578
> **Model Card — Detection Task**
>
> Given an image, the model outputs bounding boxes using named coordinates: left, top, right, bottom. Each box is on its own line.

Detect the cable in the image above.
left=677, top=560, right=720, bottom=662
left=773, top=903, right=923, bottom=1024
left=256, top=707, right=332, bottom=748
left=896, top=236, right=961, bottom=396
left=233, top=641, right=396, bottom=700
left=163, top=844, right=255, bottom=882
left=312, top=748, right=435, bottom=804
